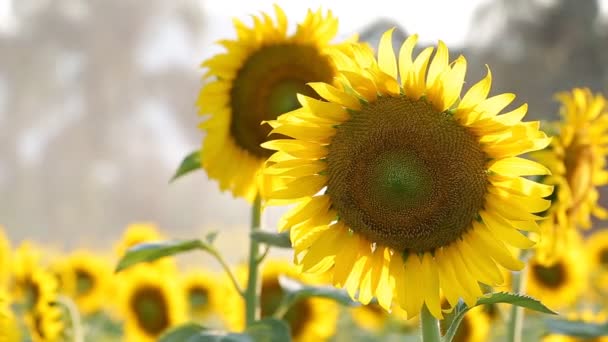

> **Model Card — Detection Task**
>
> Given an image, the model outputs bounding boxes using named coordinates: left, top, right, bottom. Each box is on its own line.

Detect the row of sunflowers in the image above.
left=4, top=3, right=608, bottom=341
left=2, top=222, right=607, bottom=341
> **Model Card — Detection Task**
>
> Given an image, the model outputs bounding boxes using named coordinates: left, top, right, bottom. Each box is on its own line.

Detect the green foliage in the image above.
left=278, top=276, right=358, bottom=307
left=442, top=292, right=556, bottom=342
left=545, top=318, right=608, bottom=338
left=170, top=150, right=201, bottom=182
left=115, top=239, right=209, bottom=272
left=250, top=231, right=291, bottom=248
left=159, top=319, right=291, bottom=342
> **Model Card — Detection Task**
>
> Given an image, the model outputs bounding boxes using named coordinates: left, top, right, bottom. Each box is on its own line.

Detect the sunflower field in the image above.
left=2, top=1, right=608, bottom=341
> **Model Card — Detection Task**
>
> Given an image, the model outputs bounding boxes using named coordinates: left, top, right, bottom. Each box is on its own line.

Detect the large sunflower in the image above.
left=263, top=30, right=552, bottom=318
left=181, top=270, right=222, bottom=321
left=58, top=250, right=112, bottom=315
left=118, top=265, right=187, bottom=342
left=533, top=88, right=608, bottom=230
left=526, top=246, right=586, bottom=311
left=224, top=260, right=338, bottom=341
left=197, top=5, right=350, bottom=201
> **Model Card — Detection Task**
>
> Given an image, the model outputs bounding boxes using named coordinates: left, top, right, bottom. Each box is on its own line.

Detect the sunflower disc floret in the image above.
left=264, top=30, right=553, bottom=319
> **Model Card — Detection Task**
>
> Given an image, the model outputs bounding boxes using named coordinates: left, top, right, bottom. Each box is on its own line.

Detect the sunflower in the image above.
left=15, top=268, right=65, bottom=342
left=263, top=29, right=552, bottom=318
left=118, top=264, right=187, bottom=342
left=350, top=302, right=414, bottom=333
left=533, top=88, right=608, bottom=230
left=440, top=307, right=490, bottom=342
left=587, top=229, right=608, bottom=271
left=181, top=269, right=222, bottom=321
left=0, top=289, right=20, bottom=342
left=526, top=246, right=586, bottom=311
left=57, top=250, right=112, bottom=315
left=224, top=260, right=338, bottom=341
left=11, top=241, right=43, bottom=302
left=0, top=227, right=11, bottom=286
left=115, top=223, right=176, bottom=273
left=197, top=5, right=353, bottom=201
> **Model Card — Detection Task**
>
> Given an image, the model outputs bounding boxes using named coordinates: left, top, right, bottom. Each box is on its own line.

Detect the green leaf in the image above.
left=442, top=293, right=556, bottom=342
left=545, top=319, right=608, bottom=338
left=250, top=231, right=292, bottom=248
left=245, top=318, right=291, bottom=342
left=159, top=323, right=207, bottom=342
left=160, top=319, right=290, bottom=342
left=170, top=150, right=201, bottom=182
left=279, top=276, right=358, bottom=306
left=475, top=292, right=556, bottom=315
left=205, top=231, right=219, bottom=245
left=115, top=239, right=207, bottom=272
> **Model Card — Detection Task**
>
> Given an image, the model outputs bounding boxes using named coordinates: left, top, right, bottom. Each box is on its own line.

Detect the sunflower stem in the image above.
left=507, top=269, right=527, bottom=342
left=206, top=246, right=244, bottom=297
left=420, top=304, right=441, bottom=342
left=57, top=295, right=84, bottom=342
left=245, top=194, right=263, bottom=326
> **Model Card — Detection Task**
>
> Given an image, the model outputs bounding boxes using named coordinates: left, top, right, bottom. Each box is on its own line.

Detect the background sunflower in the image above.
left=181, top=269, right=222, bottom=322
left=117, top=265, right=187, bottom=342
left=197, top=5, right=348, bottom=201
left=224, top=260, right=339, bottom=341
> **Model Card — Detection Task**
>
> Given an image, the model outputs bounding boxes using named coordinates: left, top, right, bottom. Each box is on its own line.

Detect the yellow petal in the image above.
left=403, top=255, right=424, bottom=318
left=471, top=221, right=524, bottom=270
left=270, top=175, right=327, bottom=199
left=420, top=253, right=442, bottom=319
left=378, top=28, right=398, bottom=79
left=459, top=67, right=492, bottom=111
left=426, top=40, right=449, bottom=89
left=308, top=82, right=361, bottom=109
left=278, top=195, right=330, bottom=232
left=489, top=157, right=551, bottom=176
left=398, top=34, right=419, bottom=87
left=480, top=210, right=535, bottom=249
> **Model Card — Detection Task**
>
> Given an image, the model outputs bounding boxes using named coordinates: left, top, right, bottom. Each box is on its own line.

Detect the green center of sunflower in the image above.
left=230, top=44, right=334, bottom=158
left=131, top=286, right=170, bottom=336
left=188, top=286, right=209, bottom=310
left=532, top=261, right=566, bottom=289
left=326, top=96, right=487, bottom=252
left=260, top=277, right=311, bottom=337
left=599, top=248, right=608, bottom=266
left=75, top=269, right=95, bottom=296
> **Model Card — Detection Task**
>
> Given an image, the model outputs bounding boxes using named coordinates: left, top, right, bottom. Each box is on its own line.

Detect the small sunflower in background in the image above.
left=181, top=270, right=222, bottom=322
left=533, top=88, right=608, bottom=230
left=1, top=288, right=21, bottom=342
left=115, top=223, right=176, bottom=272
left=26, top=300, right=65, bottom=342
left=587, top=229, right=608, bottom=271
left=350, top=302, right=416, bottom=333
left=0, top=227, right=11, bottom=286
left=526, top=246, right=587, bottom=311
left=264, top=29, right=552, bottom=318
left=117, top=265, right=187, bottom=342
left=197, top=5, right=353, bottom=201
left=10, top=241, right=43, bottom=302
left=58, top=250, right=112, bottom=315
left=441, top=307, right=491, bottom=342
left=225, top=260, right=339, bottom=341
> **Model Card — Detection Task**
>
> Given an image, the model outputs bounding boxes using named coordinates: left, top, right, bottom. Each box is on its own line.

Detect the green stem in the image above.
left=507, top=269, right=527, bottom=342
left=420, top=304, right=441, bottom=342
left=57, top=296, right=84, bottom=342
left=245, top=194, right=263, bottom=326
left=206, top=247, right=244, bottom=296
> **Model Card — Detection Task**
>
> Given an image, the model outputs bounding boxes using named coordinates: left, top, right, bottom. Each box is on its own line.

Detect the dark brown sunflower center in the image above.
left=131, top=286, right=170, bottom=336
left=230, top=44, right=334, bottom=158
left=188, top=286, right=209, bottom=310
left=75, top=268, right=95, bottom=296
left=564, top=142, right=593, bottom=214
left=260, top=277, right=311, bottom=338
left=326, top=96, right=487, bottom=252
left=598, top=248, right=608, bottom=266
left=532, top=262, right=566, bottom=289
